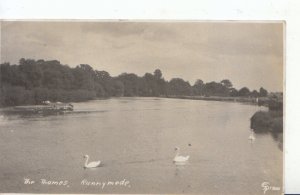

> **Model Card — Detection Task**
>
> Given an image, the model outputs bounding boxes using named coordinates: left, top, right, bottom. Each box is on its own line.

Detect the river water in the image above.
left=0, top=97, right=282, bottom=194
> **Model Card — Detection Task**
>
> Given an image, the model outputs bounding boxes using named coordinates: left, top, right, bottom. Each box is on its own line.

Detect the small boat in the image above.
left=10, top=101, right=74, bottom=115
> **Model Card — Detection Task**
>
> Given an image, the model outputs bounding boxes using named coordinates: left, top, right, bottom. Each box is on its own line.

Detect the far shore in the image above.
left=2, top=93, right=282, bottom=113
left=163, top=95, right=264, bottom=105
left=0, top=95, right=266, bottom=110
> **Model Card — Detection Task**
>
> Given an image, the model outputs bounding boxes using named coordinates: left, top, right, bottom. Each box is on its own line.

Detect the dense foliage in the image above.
left=250, top=110, right=283, bottom=133
left=0, top=58, right=269, bottom=106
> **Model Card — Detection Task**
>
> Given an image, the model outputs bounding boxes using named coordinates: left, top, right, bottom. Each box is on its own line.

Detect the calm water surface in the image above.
left=0, top=98, right=282, bottom=194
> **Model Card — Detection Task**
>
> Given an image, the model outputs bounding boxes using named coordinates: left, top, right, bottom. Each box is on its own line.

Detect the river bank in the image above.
left=164, top=95, right=262, bottom=105
left=0, top=95, right=268, bottom=111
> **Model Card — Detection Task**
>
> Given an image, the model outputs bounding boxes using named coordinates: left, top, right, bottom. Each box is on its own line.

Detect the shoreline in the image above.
left=0, top=95, right=266, bottom=109
left=163, top=95, right=263, bottom=105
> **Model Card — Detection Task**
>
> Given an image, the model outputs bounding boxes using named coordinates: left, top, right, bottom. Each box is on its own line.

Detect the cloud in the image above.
left=0, top=21, right=284, bottom=91
left=81, top=22, right=179, bottom=42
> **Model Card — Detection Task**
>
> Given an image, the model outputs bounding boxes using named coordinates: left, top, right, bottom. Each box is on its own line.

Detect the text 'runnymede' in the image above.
left=23, top=178, right=131, bottom=189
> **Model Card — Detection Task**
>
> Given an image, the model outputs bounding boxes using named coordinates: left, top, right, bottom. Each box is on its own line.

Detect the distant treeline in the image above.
left=0, top=58, right=269, bottom=106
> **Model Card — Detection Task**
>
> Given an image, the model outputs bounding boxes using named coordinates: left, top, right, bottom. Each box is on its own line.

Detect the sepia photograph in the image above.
left=0, top=21, right=284, bottom=194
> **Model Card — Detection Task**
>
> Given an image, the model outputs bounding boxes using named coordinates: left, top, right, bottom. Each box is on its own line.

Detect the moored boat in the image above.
left=8, top=101, right=74, bottom=115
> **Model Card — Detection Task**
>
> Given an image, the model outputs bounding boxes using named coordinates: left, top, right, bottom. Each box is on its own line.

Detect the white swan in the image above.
left=173, top=147, right=189, bottom=164
left=83, top=155, right=101, bottom=168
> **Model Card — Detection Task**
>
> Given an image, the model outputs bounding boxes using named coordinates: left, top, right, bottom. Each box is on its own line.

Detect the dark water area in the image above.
left=0, top=97, right=283, bottom=194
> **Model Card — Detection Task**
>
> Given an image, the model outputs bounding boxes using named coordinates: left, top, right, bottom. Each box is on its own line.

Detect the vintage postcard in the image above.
left=0, top=21, right=284, bottom=194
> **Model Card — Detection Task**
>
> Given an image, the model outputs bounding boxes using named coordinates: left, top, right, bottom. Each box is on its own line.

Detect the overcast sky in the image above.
left=0, top=21, right=283, bottom=92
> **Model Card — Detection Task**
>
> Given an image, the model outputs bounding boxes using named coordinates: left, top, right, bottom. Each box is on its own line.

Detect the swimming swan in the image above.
left=83, top=155, right=101, bottom=168
left=173, top=147, right=189, bottom=163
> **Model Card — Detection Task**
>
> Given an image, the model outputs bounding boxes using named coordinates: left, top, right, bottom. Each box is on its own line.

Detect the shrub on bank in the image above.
left=250, top=111, right=283, bottom=133
left=271, top=117, right=283, bottom=132
left=0, top=85, right=34, bottom=106
left=250, top=111, right=272, bottom=132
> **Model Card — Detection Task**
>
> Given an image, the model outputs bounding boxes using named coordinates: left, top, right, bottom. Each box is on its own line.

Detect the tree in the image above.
left=0, top=62, right=11, bottom=84
left=18, top=59, right=43, bottom=89
left=203, top=81, right=228, bottom=96
left=142, top=73, right=155, bottom=96
left=79, top=64, right=94, bottom=73
left=72, top=64, right=96, bottom=90
left=229, top=88, right=239, bottom=97
left=259, top=87, right=268, bottom=97
left=221, top=79, right=233, bottom=89
left=193, top=79, right=204, bottom=96
left=154, top=69, right=166, bottom=96
left=251, top=90, right=259, bottom=97
left=117, top=73, right=139, bottom=96
left=95, top=70, right=113, bottom=96
left=154, top=69, right=162, bottom=79
left=141, top=70, right=166, bottom=96
left=195, top=79, right=204, bottom=86
left=238, top=87, right=250, bottom=97
left=167, top=78, right=191, bottom=95
left=111, top=80, right=124, bottom=96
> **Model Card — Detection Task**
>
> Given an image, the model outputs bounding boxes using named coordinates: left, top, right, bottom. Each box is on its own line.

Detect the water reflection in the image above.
left=174, top=164, right=191, bottom=193
left=174, top=161, right=189, bottom=166
left=251, top=128, right=283, bottom=151
left=271, top=132, right=283, bottom=151
left=174, top=164, right=186, bottom=177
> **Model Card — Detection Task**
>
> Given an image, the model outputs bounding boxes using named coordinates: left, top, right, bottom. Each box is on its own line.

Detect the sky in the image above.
left=0, top=21, right=284, bottom=92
